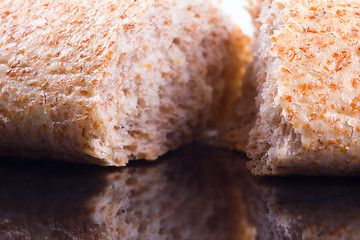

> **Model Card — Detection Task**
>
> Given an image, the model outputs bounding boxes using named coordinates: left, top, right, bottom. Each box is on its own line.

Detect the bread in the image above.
left=242, top=174, right=360, bottom=239
left=0, top=0, right=248, bottom=166
left=247, top=0, right=360, bottom=175
left=0, top=145, right=251, bottom=240
left=208, top=2, right=255, bottom=152
left=212, top=63, right=257, bottom=152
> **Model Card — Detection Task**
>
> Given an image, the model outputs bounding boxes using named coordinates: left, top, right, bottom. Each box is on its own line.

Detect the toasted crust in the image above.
left=0, top=0, right=245, bottom=166
left=248, top=0, right=360, bottom=175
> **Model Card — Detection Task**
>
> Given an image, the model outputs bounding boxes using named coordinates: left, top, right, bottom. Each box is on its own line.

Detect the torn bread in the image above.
left=0, top=0, right=248, bottom=166
left=211, top=2, right=256, bottom=153
left=247, top=0, right=360, bottom=175
left=212, top=62, right=257, bottom=152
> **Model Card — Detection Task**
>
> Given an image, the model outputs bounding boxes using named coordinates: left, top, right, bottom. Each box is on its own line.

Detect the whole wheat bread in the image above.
left=247, top=0, right=360, bottom=175
left=0, top=0, right=249, bottom=166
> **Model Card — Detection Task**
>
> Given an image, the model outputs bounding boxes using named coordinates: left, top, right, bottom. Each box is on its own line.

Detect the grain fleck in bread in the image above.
left=247, top=0, right=360, bottom=175
left=0, top=0, right=247, bottom=166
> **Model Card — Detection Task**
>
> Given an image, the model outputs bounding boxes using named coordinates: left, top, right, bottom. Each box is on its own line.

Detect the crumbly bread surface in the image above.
left=204, top=24, right=254, bottom=151
left=0, top=0, right=244, bottom=166
left=212, top=63, right=257, bottom=152
left=248, top=0, right=360, bottom=175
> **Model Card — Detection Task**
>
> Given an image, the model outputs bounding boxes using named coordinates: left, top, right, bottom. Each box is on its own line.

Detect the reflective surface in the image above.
left=1, top=145, right=360, bottom=239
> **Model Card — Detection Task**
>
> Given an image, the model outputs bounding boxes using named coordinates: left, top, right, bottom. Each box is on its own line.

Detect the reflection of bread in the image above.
left=0, top=145, right=252, bottom=240
left=247, top=0, right=360, bottom=175
left=242, top=175, right=360, bottom=239
left=0, top=0, right=248, bottom=166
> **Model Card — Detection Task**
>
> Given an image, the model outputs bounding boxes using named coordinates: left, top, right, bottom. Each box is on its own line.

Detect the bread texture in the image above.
left=247, top=0, right=360, bottom=175
left=207, top=22, right=254, bottom=152
left=0, top=0, right=247, bottom=166
left=212, top=62, right=257, bottom=152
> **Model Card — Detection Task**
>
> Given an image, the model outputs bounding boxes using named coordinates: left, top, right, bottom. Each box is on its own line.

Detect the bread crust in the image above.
left=0, top=0, right=245, bottom=165
left=248, top=0, right=360, bottom=175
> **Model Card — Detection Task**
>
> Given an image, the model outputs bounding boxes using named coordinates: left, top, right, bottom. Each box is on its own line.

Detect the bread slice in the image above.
left=0, top=0, right=248, bottom=166
left=247, top=0, right=360, bottom=175
left=0, top=145, right=252, bottom=240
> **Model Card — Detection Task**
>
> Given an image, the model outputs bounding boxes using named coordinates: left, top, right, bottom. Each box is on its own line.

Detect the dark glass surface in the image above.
left=0, top=144, right=359, bottom=240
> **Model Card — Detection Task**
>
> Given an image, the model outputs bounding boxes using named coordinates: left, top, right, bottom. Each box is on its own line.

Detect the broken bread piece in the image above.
left=248, top=0, right=360, bottom=175
left=0, top=0, right=248, bottom=166
left=212, top=62, right=257, bottom=152
left=211, top=2, right=255, bottom=152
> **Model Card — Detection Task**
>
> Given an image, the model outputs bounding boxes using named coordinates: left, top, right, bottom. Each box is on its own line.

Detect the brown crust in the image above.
left=248, top=0, right=360, bottom=175
left=0, top=0, right=244, bottom=166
